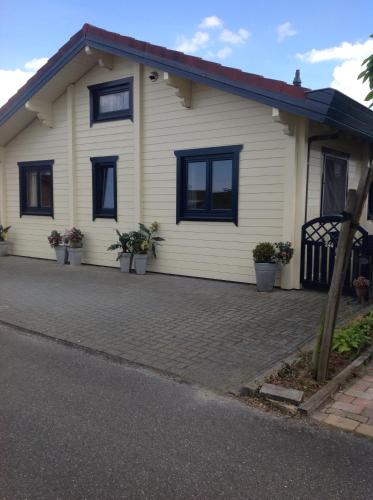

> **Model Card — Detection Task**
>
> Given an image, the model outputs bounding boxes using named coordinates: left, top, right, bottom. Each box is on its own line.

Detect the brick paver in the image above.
left=0, top=256, right=361, bottom=393
left=315, top=361, right=373, bottom=438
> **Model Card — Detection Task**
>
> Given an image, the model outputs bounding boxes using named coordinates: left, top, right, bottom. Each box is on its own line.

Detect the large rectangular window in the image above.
left=175, top=145, right=242, bottom=225
left=18, top=160, right=54, bottom=217
left=88, top=78, right=133, bottom=125
left=91, top=156, right=118, bottom=220
left=321, top=149, right=348, bottom=216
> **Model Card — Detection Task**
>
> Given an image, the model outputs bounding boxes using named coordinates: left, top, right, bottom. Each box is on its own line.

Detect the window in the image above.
left=18, top=160, right=54, bottom=217
left=91, top=156, right=118, bottom=220
left=88, top=78, right=133, bottom=125
left=368, top=182, right=373, bottom=220
left=321, top=149, right=348, bottom=216
left=175, top=145, right=242, bottom=225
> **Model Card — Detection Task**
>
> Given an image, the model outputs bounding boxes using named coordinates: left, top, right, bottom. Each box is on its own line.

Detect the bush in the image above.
left=48, top=230, right=62, bottom=248
left=332, top=311, right=373, bottom=354
left=253, top=242, right=276, bottom=263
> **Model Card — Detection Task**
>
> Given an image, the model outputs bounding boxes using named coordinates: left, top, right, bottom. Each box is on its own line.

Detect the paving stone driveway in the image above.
left=0, top=257, right=360, bottom=392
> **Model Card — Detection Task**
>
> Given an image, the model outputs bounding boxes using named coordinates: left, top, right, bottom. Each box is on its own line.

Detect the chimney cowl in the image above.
left=293, top=69, right=302, bottom=87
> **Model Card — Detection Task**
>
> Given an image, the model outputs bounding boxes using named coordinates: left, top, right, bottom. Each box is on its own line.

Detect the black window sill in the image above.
left=93, top=213, right=117, bottom=221
left=91, top=112, right=132, bottom=125
left=20, top=211, right=54, bottom=218
left=178, top=215, right=237, bottom=225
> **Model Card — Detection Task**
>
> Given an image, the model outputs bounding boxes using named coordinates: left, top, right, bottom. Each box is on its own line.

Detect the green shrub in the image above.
left=332, top=310, right=373, bottom=354
left=253, top=242, right=276, bottom=263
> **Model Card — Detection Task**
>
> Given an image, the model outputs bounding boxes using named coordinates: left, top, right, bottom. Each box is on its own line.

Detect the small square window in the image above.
left=88, top=78, right=133, bottom=125
left=18, top=160, right=54, bottom=217
left=91, top=156, right=118, bottom=220
left=175, top=145, right=242, bottom=225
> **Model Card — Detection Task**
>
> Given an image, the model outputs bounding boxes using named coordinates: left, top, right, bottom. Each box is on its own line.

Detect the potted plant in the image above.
left=132, top=222, right=165, bottom=275
left=253, top=241, right=294, bottom=292
left=0, top=225, right=11, bottom=257
left=353, top=276, right=370, bottom=303
left=64, top=227, right=84, bottom=266
left=48, top=230, right=67, bottom=265
left=253, top=242, right=277, bottom=292
left=107, top=230, right=132, bottom=273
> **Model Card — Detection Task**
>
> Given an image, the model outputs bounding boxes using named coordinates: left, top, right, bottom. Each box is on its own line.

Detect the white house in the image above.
left=1, top=24, right=373, bottom=291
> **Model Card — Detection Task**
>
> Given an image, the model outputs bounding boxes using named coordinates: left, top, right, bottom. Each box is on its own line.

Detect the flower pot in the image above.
left=254, top=263, right=277, bottom=292
left=119, top=253, right=131, bottom=273
left=68, top=247, right=83, bottom=266
left=355, top=286, right=369, bottom=302
left=134, top=254, right=148, bottom=275
left=0, top=241, right=8, bottom=257
left=54, top=245, right=67, bottom=265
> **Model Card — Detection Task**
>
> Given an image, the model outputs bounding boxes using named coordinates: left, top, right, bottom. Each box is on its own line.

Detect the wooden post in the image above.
left=315, top=164, right=373, bottom=382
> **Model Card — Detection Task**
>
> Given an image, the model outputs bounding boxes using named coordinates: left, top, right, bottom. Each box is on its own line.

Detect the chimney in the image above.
left=293, top=69, right=302, bottom=87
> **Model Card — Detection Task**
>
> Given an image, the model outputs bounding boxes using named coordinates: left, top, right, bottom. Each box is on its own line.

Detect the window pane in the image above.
left=101, top=167, right=114, bottom=210
left=323, top=156, right=347, bottom=215
left=212, top=159, right=233, bottom=209
left=40, top=170, right=52, bottom=208
left=187, top=162, right=207, bottom=209
left=26, top=170, right=38, bottom=208
left=99, top=91, right=129, bottom=113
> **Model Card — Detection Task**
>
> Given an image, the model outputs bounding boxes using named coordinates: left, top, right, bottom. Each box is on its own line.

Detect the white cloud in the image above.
left=217, top=46, right=233, bottom=59
left=219, top=28, right=250, bottom=45
left=297, top=39, right=373, bottom=105
left=277, top=22, right=297, bottom=43
left=175, top=31, right=209, bottom=53
left=296, top=39, right=373, bottom=63
left=199, top=16, right=223, bottom=29
left=331, top=59, right=370, bottom=105
left=0, top=57, right=48, bottom=107
left=24, top=57, right=48, bottom=71
left=175, top=18, right=250, bottom=59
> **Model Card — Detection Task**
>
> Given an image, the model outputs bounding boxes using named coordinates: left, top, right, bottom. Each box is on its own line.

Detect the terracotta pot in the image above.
left=355, top=286, right=369, bottom=298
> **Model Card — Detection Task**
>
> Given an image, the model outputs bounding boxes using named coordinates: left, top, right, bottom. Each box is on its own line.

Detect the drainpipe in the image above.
left=304, top=133, right=340, bottom=223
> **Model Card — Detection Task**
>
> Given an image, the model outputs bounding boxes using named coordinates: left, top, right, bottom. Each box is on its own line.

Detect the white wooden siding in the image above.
left=142, top=70, right=287, bottom=282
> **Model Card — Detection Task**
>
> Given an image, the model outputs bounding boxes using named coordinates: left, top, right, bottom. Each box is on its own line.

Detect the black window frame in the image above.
left=368, top=181, right=373, bottom=220
left=18, top=160, right=54, bottom=217
left=88, top=77, right=133, bottom=126
left=91, top=156, right=118, bottom=221
left=175, top=145, right=242, bottom=225
left=320, top=148, right=349, bottom=217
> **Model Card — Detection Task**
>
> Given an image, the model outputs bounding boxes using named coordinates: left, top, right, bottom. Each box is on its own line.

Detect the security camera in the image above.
left=148, top=71, right=159, bottom=82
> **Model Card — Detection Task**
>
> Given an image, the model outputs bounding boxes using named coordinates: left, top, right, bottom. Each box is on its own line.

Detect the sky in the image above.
left=0, top=0, right=372, bottom=107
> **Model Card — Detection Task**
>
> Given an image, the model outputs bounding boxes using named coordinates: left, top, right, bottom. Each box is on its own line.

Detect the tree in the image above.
left=358, top=34, right=373, bottom=107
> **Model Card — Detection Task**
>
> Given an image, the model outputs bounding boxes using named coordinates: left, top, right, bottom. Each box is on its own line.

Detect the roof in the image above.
left=1, top=24, right=373, bottom=142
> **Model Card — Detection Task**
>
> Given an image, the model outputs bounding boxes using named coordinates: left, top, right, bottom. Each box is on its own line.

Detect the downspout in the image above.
left=304, top=133, right=340, bottom=223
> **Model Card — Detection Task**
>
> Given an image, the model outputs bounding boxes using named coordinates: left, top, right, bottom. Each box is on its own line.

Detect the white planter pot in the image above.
left=68, top=247, right=83, bottom=266
left=254, top=263, right=277, bottom=292
left=118, top=253, right=131, bottom=273
left=134, top=254, right=148, bottom=275
left=55, top=245, right=67, bottom=265
left=0, top=241, right=8, bottom=257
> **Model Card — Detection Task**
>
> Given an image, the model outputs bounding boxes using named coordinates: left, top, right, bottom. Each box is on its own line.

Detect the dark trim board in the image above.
left=1, top=26, right=373, bottom=142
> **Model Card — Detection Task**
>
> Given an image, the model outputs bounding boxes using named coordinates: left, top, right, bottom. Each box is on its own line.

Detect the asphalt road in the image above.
left=1, top=324, right=373, bottom=500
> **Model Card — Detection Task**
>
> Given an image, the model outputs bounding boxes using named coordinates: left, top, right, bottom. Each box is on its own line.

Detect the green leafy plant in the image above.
left=138, top=221, right=165, bottom=258
left=0, top=225, right=11, bottom=242
left=253, top=242, right=276, bottom=263
left=358, top=34, right=373, bottom=107
left=64, top=227, right=84, bottom=248
left=332, top=311, right=373, bottom=354
left=48, top=230, right=63, bottom=248
left=107, top=230, right=131, bottom=259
